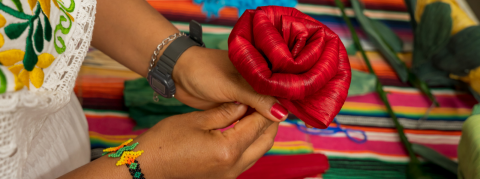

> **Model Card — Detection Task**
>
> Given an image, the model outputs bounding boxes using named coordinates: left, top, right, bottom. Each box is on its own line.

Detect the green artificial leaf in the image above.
left=416, top=2, right=452, bottom=64
left=435, top=25, right=480, bottom=76
left=34, top=19, right=44, bottom=52
left=370, top=19, right=404, bottom=52
left=348, top=69, right=376, bottom=96
left=350, top=0, right=409, bottom=82
left=44, top=14, right=52, bottom=41
left=335, top=1, right=431, bottom=178
left=345, top=43, right=357, bottom=55
left=4, top=21, right=29, bottom=40
left=404, top=0, right=418, bottom=31
left=412, top=143, right=458, bottom=175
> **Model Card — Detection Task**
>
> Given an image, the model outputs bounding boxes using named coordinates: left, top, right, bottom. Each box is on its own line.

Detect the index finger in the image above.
left=222, top=112, right=274, bottom=153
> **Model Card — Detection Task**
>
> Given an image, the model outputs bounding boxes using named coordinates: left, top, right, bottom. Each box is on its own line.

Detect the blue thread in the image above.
left=288, top=118, right=368, bottom=144
left=194, top=0, right=297, bottom=18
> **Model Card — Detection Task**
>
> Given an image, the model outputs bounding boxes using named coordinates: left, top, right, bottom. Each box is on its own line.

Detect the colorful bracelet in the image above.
left=103, top=139, right=146, bottom=179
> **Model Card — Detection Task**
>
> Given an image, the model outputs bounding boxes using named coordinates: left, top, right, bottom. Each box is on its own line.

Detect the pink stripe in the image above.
left=274, top=125, right=308, bottom=142
left=87, top=115, right=146, bottom=136
left=309, top=135, right=458, bottom=158
left=87, top=115, right=458, bottom=158
left=346, top=92, right=476, bottom=109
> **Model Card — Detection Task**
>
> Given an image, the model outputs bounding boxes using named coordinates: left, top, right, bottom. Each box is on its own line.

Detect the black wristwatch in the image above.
left=147, top=20, right=205, bottom=99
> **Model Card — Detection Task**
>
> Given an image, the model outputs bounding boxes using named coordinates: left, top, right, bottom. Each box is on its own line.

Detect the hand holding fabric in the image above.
left=172, top=46, right=288, bottom=122
left=61, top=103, right=279, bottom=179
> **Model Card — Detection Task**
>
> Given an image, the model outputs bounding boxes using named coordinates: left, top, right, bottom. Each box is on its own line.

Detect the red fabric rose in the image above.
left=228, top=6, right=351, bottom=128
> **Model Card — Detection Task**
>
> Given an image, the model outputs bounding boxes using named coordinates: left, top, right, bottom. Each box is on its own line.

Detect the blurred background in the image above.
left=81, top=0, right=479, bottom=178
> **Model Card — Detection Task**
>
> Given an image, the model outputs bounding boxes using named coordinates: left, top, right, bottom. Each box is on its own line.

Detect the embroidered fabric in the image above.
left=0, top=0, right=97, bottom=177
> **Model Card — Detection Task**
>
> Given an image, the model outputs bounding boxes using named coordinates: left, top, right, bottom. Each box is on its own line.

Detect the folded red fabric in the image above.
left=228, top=6, right=351, bottom=128
left=237, top=154, right=329, bottom=179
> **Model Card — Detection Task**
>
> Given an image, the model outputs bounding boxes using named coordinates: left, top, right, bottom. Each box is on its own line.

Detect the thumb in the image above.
left=233, top=87, right=288, bottom=122
left=197, top=102, right=248, bottom=130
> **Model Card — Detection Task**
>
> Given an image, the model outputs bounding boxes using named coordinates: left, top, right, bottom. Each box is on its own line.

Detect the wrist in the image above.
left=172, top=46, right=202, bottom=85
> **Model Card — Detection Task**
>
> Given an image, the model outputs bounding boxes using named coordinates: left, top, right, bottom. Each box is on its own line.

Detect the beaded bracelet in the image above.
left=103, top=139, right=146, bottom=179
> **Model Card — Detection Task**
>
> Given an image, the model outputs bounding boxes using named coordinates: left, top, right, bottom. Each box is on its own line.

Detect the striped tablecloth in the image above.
left=77, top=1, right=477, bottom=178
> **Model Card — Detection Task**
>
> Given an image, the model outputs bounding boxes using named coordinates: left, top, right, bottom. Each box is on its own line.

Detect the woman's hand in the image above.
left=173, top=46, right=288, bottom=122
left=60, top=103, right=279, bottom=179
left=92, top=0, right=288, bottom=122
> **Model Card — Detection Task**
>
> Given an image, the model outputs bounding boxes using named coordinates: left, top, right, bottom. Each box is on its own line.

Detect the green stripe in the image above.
left=324, top=158, right=457, bottom=179
left=0, top=67, right=7, bottom=94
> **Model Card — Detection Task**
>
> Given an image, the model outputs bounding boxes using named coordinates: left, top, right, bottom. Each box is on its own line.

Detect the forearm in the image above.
left=91, top=0, right=179, bottom=77
left=58, top=136, right=163, bottom=179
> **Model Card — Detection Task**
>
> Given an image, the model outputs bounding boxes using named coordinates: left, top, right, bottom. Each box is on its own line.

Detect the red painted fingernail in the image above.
left=234, top=101, right=242, bottom=105
left=270, top=103, right=288, bottom=120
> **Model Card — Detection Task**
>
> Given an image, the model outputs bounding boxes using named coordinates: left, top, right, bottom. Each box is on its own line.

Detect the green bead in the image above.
left=108, top=142, right=139, bottom=158
left=129, top=163, right=138, bottom=170
left=134, top=172, right=141, bottom=178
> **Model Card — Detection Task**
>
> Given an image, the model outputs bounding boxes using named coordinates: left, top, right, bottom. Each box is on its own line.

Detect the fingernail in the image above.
left=270, top=103, right=288, bottom=121
left=234, top=101, right=242, bottom=105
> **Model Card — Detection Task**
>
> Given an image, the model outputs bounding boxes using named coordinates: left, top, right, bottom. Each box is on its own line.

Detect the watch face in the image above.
left=152, top=78, right=166, bottom=95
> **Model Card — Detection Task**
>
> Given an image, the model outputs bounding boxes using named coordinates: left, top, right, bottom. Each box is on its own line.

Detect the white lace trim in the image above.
left=0, top=0, right=97, bottom=177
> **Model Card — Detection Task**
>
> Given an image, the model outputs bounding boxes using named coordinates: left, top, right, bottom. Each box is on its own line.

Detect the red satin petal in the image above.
left=228, top=6, right=351, bottom=128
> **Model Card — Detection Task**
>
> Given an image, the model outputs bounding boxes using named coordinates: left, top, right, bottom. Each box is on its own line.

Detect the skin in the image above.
left=60, top=0, right=289, bottom=177
left=60, top=103, right=280, bottom=178
left=91, top=0, right=285, bottom=122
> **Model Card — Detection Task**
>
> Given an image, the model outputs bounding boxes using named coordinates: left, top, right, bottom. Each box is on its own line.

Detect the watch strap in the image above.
left=156, top=36, right=201, bottom=76
left=149, top=20, right=204, bottom=99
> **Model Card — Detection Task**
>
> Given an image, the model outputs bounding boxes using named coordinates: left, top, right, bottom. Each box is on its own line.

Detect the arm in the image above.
left=91, top=0, right=289, bottom=122
left=59, top=103, right=279, bottom=179
left=91, top=0, right=178, bottom=77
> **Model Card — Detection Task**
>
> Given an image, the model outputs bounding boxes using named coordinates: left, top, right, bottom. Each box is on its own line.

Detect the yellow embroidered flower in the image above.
left=0, top=50, right=55, bottom=90
left=451, top=67, right=480, bottom=94
left=415, top=0, right=477, bottom=35
left=28, top=0, right=74, bottom=21
left=0, top=13, right=6, bottom=48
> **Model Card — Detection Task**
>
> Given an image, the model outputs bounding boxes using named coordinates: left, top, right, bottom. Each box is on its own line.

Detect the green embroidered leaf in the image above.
left=54, top=11, right=73, bottom=54
left=44, top=14, right=52, bottom=41
left=435, top=25, right=480, bottom=76
left=4, top=21, right=29, bottom=40
left=416, top=2, right=452, bottom=62
left=58, top=0, right=76, bottom=13
left=10, top=0, right=23, bottom=13
left=23, top=38, right=38, bottom=71
left=34, top=19, right=44, bottom=52
left=350, top=0, right=409, bottom=82
left=370, top=19, right=403, bottom=52
left=0, top=67, right=6, bottom=94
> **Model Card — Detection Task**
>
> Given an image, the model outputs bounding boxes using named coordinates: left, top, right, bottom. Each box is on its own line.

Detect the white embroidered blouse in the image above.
left=0, top=0, right=96, bottom=178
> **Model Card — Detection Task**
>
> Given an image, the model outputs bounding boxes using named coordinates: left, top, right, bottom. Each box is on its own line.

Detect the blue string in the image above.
left=287, top=118, right=368, bottom=144
left=193, top=0, right=297, bottom=18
